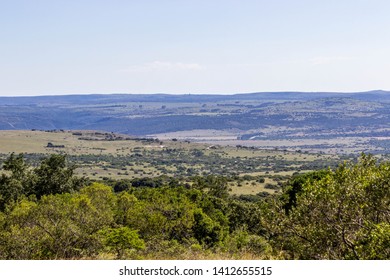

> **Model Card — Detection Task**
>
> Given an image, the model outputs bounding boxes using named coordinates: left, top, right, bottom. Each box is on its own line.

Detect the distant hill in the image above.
left=1, top=90, right=389, bottom=105
left=2, top=90, right=390, bottom=153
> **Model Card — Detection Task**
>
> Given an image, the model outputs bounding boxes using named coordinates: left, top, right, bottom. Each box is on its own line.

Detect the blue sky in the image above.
left=1, top=0, right=390, bottom=96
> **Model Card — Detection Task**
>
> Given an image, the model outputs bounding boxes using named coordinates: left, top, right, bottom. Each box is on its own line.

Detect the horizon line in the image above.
left=0, top=89, right=388, bottom=98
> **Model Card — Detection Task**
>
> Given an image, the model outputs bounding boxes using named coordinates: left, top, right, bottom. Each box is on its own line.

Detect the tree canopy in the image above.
left=0, top=153, right=388, bottom=259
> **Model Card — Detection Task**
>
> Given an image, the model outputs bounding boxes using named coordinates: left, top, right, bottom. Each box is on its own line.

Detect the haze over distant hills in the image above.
left=2, top=90, right=390, bottom=154
left=1, top=90, right=389, bottom=104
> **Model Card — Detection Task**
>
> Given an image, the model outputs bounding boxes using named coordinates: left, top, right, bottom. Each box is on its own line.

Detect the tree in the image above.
left=33, top=154, right=85, bottom=198
left=99, top=227, right=145, bottom=259
left=0, top=153, right=86, bottom=210
left=281, top=170, right=330, bottom=214
left=124, top=187, right=196, bottom=241
left=275, top=154, right=390, bottom=259
left=0, top=184, right=116, bottom=259
left=192, top=208, right=225, bottom=246
left=193, top=175, right=229, bottom=199
left=2, top=153, right=28, bottom=180
left=0, top=153, right=34, bottom=210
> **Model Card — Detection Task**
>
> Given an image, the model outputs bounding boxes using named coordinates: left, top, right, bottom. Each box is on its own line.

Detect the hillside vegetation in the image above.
left=0, top=153, right=388, bottom=259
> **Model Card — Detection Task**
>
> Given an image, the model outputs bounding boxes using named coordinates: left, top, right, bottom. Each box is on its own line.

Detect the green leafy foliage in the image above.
left=193, top=175, right=229, bottom=199
left=0, top=153, right=389, bottom=259
left=0, top=154, right=34, bottom=209
left=0, top=153, right=86, bottom=210
left=99, top=227, right=144, bottom=258
left=281, top=170, right=330, bottom=214
left=33, top=154, right=84, bottom=198
left=266, top=154, right=390, bottom=259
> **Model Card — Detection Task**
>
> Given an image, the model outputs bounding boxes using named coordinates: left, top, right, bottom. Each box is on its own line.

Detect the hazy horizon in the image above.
left=0, top=89, right=389, bottom=98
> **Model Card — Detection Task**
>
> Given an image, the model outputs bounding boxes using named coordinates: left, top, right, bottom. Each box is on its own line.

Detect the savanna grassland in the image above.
left=0, top=130, right=345, bottom=195
left=0, top=129, right=389, bottom=260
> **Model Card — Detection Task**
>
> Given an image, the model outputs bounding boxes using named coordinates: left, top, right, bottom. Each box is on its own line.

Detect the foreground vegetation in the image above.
left=0, top=153, right=388, bottom=260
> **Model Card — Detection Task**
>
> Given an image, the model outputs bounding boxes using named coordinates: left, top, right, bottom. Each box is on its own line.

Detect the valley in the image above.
left=1, top=93, right=389, bottom=260
left=2, top=91, right=390, bottom=154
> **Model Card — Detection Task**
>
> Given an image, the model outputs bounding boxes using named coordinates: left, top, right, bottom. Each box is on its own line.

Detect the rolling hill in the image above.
left=2, top=90, right=390, bottom=153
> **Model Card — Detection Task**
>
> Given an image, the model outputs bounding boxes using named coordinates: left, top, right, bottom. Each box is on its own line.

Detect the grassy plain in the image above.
left=0, top=130, right=351, bottom=195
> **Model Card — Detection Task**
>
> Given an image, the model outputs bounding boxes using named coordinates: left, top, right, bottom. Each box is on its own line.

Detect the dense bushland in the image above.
left=0, top=154, right=388, bottom=259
